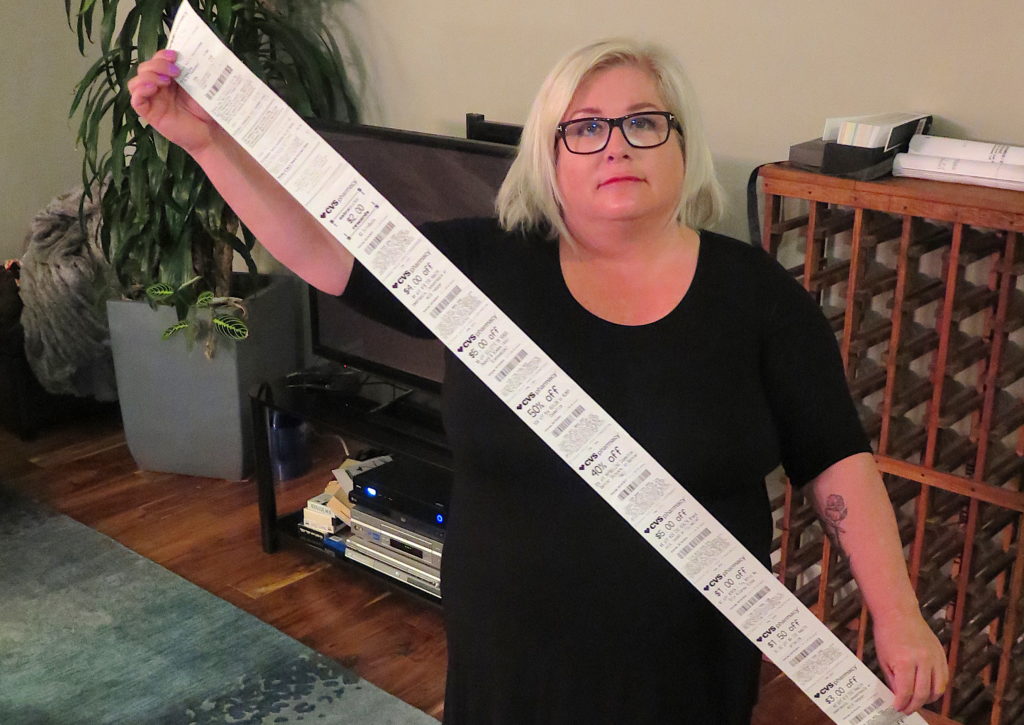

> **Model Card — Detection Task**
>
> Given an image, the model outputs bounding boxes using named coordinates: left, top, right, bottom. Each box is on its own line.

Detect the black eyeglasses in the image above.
left=556, top=111, right=682, bottom=154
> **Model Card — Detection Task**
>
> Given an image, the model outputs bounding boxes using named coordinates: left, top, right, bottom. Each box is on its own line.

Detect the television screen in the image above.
left=307, top=119, right=517, bottom=391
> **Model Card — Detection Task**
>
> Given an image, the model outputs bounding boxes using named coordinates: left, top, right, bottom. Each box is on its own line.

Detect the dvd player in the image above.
left=349, top=457, right=451, bottom=529
left=350, top=505, right=443, bottom=569
left=345, top=536, right=441, bottom=599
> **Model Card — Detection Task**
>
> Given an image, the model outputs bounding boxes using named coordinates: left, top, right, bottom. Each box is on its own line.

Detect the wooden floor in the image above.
left=0, top=409, right=950, bottom=725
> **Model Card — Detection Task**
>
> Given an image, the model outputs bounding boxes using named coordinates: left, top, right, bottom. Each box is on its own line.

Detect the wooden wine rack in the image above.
left=759, top=163, right=1024, bottom=725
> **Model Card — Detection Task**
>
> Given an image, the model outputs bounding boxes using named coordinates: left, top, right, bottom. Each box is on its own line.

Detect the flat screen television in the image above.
left=306, top=118, right=518, bottom=394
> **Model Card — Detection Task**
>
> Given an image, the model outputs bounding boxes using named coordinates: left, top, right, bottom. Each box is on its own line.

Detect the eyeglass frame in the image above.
left=555, top=111, right=683, bottom=155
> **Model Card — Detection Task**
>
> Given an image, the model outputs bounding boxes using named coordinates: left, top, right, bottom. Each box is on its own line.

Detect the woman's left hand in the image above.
left=872, top=610, right=948, bottom=715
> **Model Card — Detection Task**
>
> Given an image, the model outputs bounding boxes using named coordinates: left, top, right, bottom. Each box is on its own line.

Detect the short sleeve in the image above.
left=759, top=258, right=872, bottom=487
left=339, top=218, right=487, bottom=339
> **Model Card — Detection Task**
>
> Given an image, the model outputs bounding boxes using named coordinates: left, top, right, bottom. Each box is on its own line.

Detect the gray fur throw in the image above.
left=19, top=186, right=118, bottom=401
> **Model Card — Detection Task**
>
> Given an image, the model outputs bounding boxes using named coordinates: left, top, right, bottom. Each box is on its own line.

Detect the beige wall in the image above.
left=337, top=0, right=1024, bottom=242
left=1, top=4, right=96, bottom=261
left=5, top=2, right=1021, bottom=262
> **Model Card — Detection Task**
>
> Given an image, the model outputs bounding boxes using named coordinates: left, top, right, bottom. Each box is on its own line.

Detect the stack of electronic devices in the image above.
left=344, top=456, right=451, bottom=600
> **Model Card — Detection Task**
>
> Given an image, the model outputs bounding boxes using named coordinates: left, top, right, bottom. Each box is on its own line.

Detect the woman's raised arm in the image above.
left=128, top=49, right=354, bottom=295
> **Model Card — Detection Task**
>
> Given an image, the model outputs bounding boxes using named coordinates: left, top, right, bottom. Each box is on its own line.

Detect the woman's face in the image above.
left=555, top=63, right=685, bottom=235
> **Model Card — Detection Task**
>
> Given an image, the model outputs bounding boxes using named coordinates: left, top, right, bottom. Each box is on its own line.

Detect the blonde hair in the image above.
left=496, top=38, right=724, bottom=243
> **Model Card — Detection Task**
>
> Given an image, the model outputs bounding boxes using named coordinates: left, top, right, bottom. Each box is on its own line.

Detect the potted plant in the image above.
left=67, top=0, right=359, bottom=479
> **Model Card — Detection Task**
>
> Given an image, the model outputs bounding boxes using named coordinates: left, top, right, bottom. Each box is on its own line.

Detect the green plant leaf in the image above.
left=81, top=0, right=98, bottom=45
left=153, top=132, right=170, bottom=163
left=161, top=320, right=191, bottom=339
left=69, top=56, right=108, bottom=117
left=146, top=146, right=167, bottom=197
left=117, top=6, right=142, bottom=61
left=100, top=0, right=121, bottom=54
left=146, top=281, right=174, bottom=301
left=167, top=142, right=186, bottom=179
left=213, top=314, right=249, bottom=340
left=137, top=0, right=165, bottom=61
left=164, top=203, right=186, bottom=247
left=83, top=90, right=115, bottom=176
left=195, top=290, right=215, bottom=308
left=171, top=161, right=199, bottom=210
left=128, top=154, right=149, bottom=222
left=98, top=181, right=118, bottom=264
left=79, top=104, right=106, bottom=184
left=110, top=87, right=133, bottom=132
left=75, top=9, right=90, bottom=55
left=194, top=187, right=225, bottom=232
left=76, top=80, right=101, bottom=150
left=110, top=123, right=130, bottom=187
left=160, top=225, right=193, bottom=290
left=214, top=0, right=233, bottom=34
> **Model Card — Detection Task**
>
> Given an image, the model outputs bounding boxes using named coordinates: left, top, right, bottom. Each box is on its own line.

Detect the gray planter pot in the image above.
left=108, top=274, right=303, bottom=480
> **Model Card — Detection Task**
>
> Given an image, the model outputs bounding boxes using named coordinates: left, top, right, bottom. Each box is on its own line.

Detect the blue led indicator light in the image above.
left=436, top=514, right=444, bottom=524
left=366, top=487, right=377, bottom=497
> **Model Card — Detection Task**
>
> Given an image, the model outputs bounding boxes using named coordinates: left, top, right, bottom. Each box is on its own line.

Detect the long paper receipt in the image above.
left=167, top=4, right=925, bottom=723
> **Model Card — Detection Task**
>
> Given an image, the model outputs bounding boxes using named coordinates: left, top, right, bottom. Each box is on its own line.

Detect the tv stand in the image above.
left=249, top=373, right=451, bottom=556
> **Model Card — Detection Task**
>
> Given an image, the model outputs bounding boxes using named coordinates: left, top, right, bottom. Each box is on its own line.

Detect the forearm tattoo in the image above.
left=822, top=494, right=848, bottom=553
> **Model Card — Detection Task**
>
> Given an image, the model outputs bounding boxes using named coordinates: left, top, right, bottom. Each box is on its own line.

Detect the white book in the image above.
left=892, top=153, right=1024, bottom=191
left=908, top=134, right=1024, bottom=165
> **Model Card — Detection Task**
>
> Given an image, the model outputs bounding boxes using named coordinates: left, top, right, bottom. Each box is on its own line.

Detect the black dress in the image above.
left=341, top=218, right=870, bottom=724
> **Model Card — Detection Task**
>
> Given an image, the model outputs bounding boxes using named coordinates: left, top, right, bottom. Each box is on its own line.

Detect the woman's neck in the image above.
left=561, top=217, right=694, bottom=268
left=558, top=221, right=701, bottom=326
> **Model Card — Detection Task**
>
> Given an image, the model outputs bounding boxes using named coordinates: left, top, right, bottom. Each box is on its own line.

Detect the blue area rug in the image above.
left=0, top=489, right=437, bottom=724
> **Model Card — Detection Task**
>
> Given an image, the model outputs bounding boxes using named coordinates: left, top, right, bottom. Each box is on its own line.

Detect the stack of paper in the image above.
left=893, top=135, right=1024, bottom=191
left=824, top=112, right=932, bottom=151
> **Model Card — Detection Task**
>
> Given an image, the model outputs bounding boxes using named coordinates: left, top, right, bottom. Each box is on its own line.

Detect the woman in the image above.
left=130, top=38, right=947, bottom=723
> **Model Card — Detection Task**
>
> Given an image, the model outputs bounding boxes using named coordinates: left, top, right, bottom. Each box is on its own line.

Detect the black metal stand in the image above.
left=248, top=376, right=451, bottom=555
